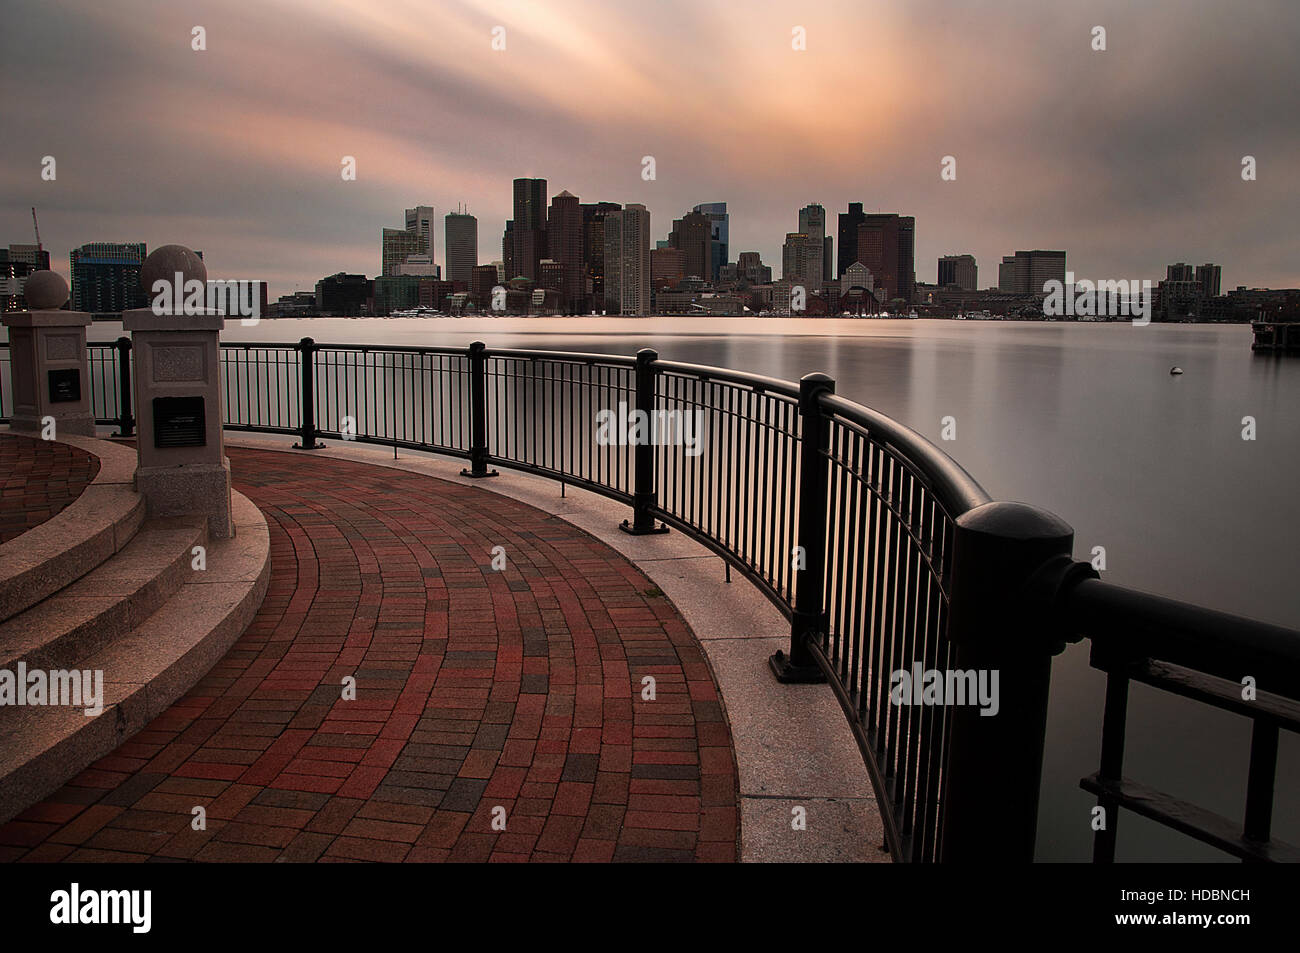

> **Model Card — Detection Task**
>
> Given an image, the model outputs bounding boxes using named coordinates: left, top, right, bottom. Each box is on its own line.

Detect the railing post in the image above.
left=769, top=372, right=834, bottom=684
left=939, top=501, right=1077, bottom=862
left=113, top=336, right=134, bottom=438
left=293, top=337, right=323, bottom=449
left=619, top=348, right=668, bottom=535
left=460, top=341, right=497, bottom=478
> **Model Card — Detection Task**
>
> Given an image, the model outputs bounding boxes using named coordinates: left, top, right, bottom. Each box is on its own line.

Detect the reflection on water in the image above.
left=81, top=315, right=1297, bottom=861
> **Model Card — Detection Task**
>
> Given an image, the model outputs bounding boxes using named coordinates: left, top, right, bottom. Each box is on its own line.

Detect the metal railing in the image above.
left=2, top=335, right=1296, bottom=863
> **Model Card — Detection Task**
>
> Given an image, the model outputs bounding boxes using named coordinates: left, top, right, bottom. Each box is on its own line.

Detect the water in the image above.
left=88, top=316, right=1300, bottom=861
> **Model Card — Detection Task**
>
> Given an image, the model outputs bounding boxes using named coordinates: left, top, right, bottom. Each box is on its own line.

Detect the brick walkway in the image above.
left=0, top=432, right=100, bottom=544
left=0, top=447, right=737, bottom=862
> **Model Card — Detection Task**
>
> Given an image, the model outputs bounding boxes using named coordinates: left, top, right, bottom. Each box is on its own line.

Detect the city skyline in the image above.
left=2, top=0, right=1297, bottom=298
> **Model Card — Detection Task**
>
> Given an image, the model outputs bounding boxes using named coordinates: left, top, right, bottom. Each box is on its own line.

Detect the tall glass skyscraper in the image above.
left=692, top=202, right=728, bottom=283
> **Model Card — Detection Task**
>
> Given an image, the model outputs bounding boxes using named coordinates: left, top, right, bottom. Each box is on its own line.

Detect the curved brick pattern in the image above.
left=0, top=433, right=100, bottom=544
left=0, top=447, right=738, bottom=862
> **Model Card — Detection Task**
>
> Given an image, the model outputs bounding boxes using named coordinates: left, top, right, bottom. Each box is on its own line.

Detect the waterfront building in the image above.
left=509, top=178, right=547, bottom=280
left=855, top=214, right=915, bottom=304
left=998, top=250, right=1065, bottom=294
left=1196, top=263, right=1222, bottom=297
left=837, top=202, right=867, bottom=279
left=315, top=272, right=371, bottom=315
left=669, top=211, right=712, bottom=282
left=546, top=190, right=584, bottom=311
left=70, top=242, right=148, bottom=312
left=444, top=210, right=477, bottom=286
left=404, top=205, right=435, bottom=262
left=692, top=202, right=729, bottom=282
left=603, top=204, right=650, bottom=316
left=651, top=246, right=686, bottom=289
left=798, top=204, right=833, bottom=287
left=382, top=227, right=425, bottom=277
left=470, top=264, right=499, bottom=308
left=938, top=254, right=978, bottom=291
left=581, top=201, right=621, bottom=312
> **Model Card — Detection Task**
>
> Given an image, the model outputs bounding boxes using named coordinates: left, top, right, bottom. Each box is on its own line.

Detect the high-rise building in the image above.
left=938, top=254, right=978, bottom=291
left=1196, top=263, right=1221, bottom=298
left=509, top=178, right=547, bottom=280
left=854, top=214, right=915, bottom=303
left=782, top=232, right=824, bottom=290
left=382, top=227, right=426, bottom=276
left=70, top=242, right=148, bottom=313
left=1167, top=262, right=1194, bottom=282
left=581, top=202, right=621, bottom=312
left=734, top=251, right=771, bottom=286
left=998, top=250, right=1065, bottom=293
left=444, top=210, right=477, bottom=285
left=798, top=204, right=832, bottom=287
left=837, top=202, right=867, bottom=279
left=692, top=202, right=729, bottom=282
left=603, top=204, right=650, bottom=316
left=405, top=206, right=435, bottom=259
left=669, top=211, right=712, bottom=282
left=2, top=244, right=52, bottom=311
left=546, top=190, right=583, bottom=311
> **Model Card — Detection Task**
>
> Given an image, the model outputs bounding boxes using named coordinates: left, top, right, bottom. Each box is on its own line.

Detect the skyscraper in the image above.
left=581, top=202, right=621, bottom=310
left=546, top=190, right=583, bottom=311
left=798, top=204, right=831, bottom=287
left=837, top=202, right=867, bottom=279
left=854, top=214, right=915, bottom=303
left=444, top=210, right=478, bottom=285
left=382, top=228, right=426, bottom=276
left=603, top=204, right=650, bottom=316
left=669, top=211, right=712, bottom=282
left=405, top=205, right=435, bottom=262
left=782, top=232, right=823, bottom=290
left=692, top=202, right=729, bottom=282
left=509, top=178, right=547, bottom=280
left=70, top=242, right=148, bottom=313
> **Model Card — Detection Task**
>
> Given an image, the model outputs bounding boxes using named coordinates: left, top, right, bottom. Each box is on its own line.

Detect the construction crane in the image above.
left=31, top=207, right=42, bottom=251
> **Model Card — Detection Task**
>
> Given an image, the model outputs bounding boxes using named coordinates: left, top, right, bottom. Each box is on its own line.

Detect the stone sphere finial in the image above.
left=24, top=270, right=69, bottom=310
left=140, top=244, right=207, bottom=294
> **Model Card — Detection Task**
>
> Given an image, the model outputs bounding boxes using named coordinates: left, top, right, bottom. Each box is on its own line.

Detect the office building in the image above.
left=581, top=202, right=621, bottom=311
left=603, top=204, right=650, bottom=315
left=444, top=210, right=477, bottom=285
left=382, top=227, right=426, bottom=277
left=837, top=202, right=867, bottom=278
left=509, top=178, right=547, bottom=280
left=546, top=190, right=583, bottom=310
left=938, top=254, right=978, bottom=291
left=315, top=272, right=371, bottom=315
left=998, top=250, right=1066, bottom=294
left=692, top=202, right=729, bottom=282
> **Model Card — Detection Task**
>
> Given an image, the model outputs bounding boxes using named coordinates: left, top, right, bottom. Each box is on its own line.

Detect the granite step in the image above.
left=0, top=435, right=144, bottom=624
left=0, top=489, right=270, bottom=826
left=0, top=515, right=208, bottom=674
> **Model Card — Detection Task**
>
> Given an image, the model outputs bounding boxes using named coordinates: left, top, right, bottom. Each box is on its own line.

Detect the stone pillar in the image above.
left=1, top=271, right=96, bottom=437
left=123, top=245, right=233, bottom=539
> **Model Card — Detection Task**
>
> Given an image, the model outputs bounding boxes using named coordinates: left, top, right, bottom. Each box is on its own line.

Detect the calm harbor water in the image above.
left=87, top=316, right=1299, bottom=861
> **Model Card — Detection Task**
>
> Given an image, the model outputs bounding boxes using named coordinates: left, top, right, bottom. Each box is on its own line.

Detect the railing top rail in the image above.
left=652, top=358, right=802, bottom=400
left=1065, top=576, right=1300, bottom=695
left=220, top=341, right=469, bottom=357
left=482, top=346, right=637, bottom=367
left=820, top=392, right=992, bottom=516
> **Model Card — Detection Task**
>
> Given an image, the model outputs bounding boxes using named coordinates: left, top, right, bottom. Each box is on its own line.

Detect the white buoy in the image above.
left=1170, top=366, right=1183, bottom=375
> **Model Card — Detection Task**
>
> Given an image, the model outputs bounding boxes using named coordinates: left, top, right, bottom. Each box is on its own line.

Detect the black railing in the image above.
left=2, top=336, right=1297, bottom=863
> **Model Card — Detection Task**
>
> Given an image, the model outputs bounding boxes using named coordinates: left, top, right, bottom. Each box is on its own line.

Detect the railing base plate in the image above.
left=619, top=519, right=669, bottom=536
left=293, top=441, right=325, bottom=450
left=460, top=468, right=499, bottom=478
left=768, top=649, right=827, bottom=684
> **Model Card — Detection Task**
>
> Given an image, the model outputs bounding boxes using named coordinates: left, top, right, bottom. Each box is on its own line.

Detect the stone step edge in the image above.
left=0, top=516, right=209, bottom=674
left=0, top=489, right=270, bottom=827
left=0, top=433, right=145, bottom=623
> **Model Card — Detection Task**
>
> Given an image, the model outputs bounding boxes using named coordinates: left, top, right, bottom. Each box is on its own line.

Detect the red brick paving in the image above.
left=0, top=432, right=100, bottom=544
left=0, top=447, right=738, bottom=862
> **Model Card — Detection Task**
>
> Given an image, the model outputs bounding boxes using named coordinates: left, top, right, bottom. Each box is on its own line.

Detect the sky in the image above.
left=2, top=0, right=1298, bottom=300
